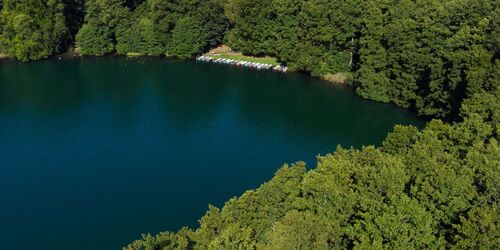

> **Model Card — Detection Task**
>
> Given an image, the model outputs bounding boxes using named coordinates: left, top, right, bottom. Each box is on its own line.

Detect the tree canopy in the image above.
left=223, top=0, right=499, bottom=119
left=1, top=0, right=496, bottom=119
left=100, top=0, right=228, bottom=58
left=0, top=0, right=68, bottom=61
left=0, top=1, right=498, bottom=248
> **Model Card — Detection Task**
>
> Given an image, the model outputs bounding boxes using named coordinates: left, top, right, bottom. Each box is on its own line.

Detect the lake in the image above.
left=0, top=57, right=423, bottom=250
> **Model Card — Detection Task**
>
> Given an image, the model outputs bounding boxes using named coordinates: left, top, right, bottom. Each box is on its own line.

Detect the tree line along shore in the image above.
left=0, top=0, right=498, bottom=249
left=0, top=0, right=497, bottom=120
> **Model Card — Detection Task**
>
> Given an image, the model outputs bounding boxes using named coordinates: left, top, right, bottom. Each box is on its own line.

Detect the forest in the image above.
left=0, top=0, right=498, bottom=249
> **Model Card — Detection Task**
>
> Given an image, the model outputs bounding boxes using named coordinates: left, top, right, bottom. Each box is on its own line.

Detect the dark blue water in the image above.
left=0, top=57, right=423, bottom=250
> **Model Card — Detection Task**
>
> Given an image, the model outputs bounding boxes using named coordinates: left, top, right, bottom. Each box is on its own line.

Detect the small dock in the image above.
left=196, top=55, right=288, bottom=73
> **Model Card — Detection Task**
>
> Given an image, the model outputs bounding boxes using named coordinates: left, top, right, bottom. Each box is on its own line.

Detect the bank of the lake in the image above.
left=0, top=57, right=424, bottom=250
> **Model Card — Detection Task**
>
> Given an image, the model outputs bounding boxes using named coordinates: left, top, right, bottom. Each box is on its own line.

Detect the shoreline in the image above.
left=197, top=45, right=288, bottom=72
left=196, top=55, right=288, bottom=73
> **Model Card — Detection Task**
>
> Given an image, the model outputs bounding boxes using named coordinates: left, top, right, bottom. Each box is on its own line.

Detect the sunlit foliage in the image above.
left=0, top=0, right=68, bottom=61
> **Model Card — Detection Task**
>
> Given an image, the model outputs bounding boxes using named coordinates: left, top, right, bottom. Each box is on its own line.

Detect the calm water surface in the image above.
left=0, top=57, right=423, bottom=250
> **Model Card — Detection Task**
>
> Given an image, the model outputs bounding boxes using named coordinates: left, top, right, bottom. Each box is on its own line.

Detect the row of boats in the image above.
left=196, top=56, right=288, bottom=72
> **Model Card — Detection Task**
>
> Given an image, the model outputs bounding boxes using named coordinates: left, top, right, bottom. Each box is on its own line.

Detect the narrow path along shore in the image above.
left=196, top=54, right=288, bottom=73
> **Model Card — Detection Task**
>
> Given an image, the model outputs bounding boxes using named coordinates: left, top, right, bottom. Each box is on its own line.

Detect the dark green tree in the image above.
left=0, top=0, right=68, bottom=61
left=75, top=0, right=128, bottom=56
left=166, top=16, right=205, bottom=58
left=115, top=0, right=228, bottom=58
left=62, top=0, right=85, bottom=39
left=116, top=3, right=164, bottom=56
left=225, top=0, right=279, bottom=56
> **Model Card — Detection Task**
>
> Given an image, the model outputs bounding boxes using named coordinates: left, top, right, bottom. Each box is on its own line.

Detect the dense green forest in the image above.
left=0, top=0, right=498, bottom=249
left=1, top=0, right=498, bottom=119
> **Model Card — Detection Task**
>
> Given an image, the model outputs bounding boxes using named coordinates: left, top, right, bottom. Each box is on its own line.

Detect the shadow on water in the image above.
left=0, top=57, right=424, bottom=250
